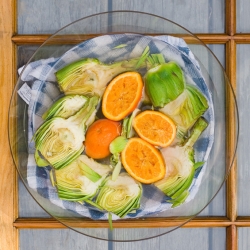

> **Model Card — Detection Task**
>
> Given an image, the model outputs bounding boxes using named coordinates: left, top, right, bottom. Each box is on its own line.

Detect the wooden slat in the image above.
left=0, top=0, right=18, bottom=250
left=195, top=34, right=231, bottom=44
left=227, top=225, right=238, bottom=250
left=225, top=39, right=238, bottom=223
left=14, top=217, right=232, bottom=229
left=235, top=217, right=250, bottom=227
left=11, top=33, right=250, bottom=45
left=226, top=0, right=236, bottom=36
left=11, top=34, right=97, bottom=45
left=14, top=216, right=250, bottom=229
left=11, top=34, right=231, bottom=46
left=225, top=1, right=238, bottom=248
left=234, top=34, right=250, bottom=43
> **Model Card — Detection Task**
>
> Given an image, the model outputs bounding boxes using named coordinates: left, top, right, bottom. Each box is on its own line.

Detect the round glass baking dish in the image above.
left=8, top=11, right=238, bottom=241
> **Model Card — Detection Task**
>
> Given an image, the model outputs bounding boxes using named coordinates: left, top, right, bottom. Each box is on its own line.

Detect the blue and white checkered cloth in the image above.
left=19, top=34, right=214, bottom=220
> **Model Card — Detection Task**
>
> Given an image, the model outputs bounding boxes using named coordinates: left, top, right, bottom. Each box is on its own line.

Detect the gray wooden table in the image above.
left=4, top=0, right=250, bottom=249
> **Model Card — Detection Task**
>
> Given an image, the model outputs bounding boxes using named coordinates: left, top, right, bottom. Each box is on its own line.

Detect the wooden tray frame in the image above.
left=0, top=0, right=247, bottom=249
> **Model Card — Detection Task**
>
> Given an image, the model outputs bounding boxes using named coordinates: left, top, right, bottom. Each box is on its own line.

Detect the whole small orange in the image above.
left=84, top=119, right=121, bottom=159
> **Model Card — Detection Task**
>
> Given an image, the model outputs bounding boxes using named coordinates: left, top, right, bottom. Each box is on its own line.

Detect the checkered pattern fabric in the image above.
left=18, top=34, right=214, bottom=220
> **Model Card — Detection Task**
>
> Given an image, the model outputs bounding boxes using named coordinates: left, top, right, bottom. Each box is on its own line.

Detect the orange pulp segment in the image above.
left=121, top=138, right=166, bottom=184
left=133, top=110, right=176, bottom=147
left=102, top=72, right=143, bottom=121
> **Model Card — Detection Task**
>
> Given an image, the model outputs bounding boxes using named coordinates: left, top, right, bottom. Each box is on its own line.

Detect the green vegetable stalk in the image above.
left=155, top=117, right=208, bottom=207
left=121, top=108, right=141, bottom=139
left=109, top=136, right=128, bottom=180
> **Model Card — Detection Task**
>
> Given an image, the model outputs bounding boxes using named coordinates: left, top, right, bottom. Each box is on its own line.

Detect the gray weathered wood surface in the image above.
left=19, top=228, right=226, bottom=250
left=17, top=0, right=225, bottom=34
left=236, top=0, right=250, bottom=32
left=238, top=228, right=250, bottom=250
left=237, top=45, right=250, bottom=216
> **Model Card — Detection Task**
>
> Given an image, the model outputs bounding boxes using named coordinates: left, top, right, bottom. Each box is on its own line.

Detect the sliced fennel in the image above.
left=55, top=55, right=148, bottom=97
left=160, top=84, right=209, bottom=141
left=155, top=117, right=208, bottom=207
left=33, top=95, right=99, bottom=170
left=96, top=173, right=142, bottom=218
left=42, top=94, right=88, bottom=120
left=50, top=155, right=111, bottom=201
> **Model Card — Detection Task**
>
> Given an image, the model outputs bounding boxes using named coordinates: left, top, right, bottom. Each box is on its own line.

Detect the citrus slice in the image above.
left=85, top=119, right=121, bottom=159
left=102, top=72, right=143, bottom=121
left=121, top=138, right=166, bottom=184
left=133, top=110, right=176, bottom=147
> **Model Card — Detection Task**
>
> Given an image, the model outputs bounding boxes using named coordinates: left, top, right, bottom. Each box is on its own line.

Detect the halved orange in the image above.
left=121, top=138, right=166, bottom=184
left=133, top=110, right=176, bottom=147
left=102, top=72, right=143, bottom=121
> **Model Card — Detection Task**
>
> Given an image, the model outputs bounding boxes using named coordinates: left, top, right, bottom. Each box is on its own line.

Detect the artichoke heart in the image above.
left=51, top=155, right=111, bottom=201
left=56, top=57, right=147, bottom=97
left=155, top=117, right=208, bottom=207
left=160, top=84, right=209, bottom=138
left=34, top=95, right=99, bottom=169
left=96, top=173, right=142, bottom=218
left=42, top=94, right=88, bottom=120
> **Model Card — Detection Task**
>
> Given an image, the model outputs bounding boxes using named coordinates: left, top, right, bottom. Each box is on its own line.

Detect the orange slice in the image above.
left=121, top=138, right=166, bottom=184
left=102, top=72, right=143, bottom=121
left=133, top=110, right=176, bottom=147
